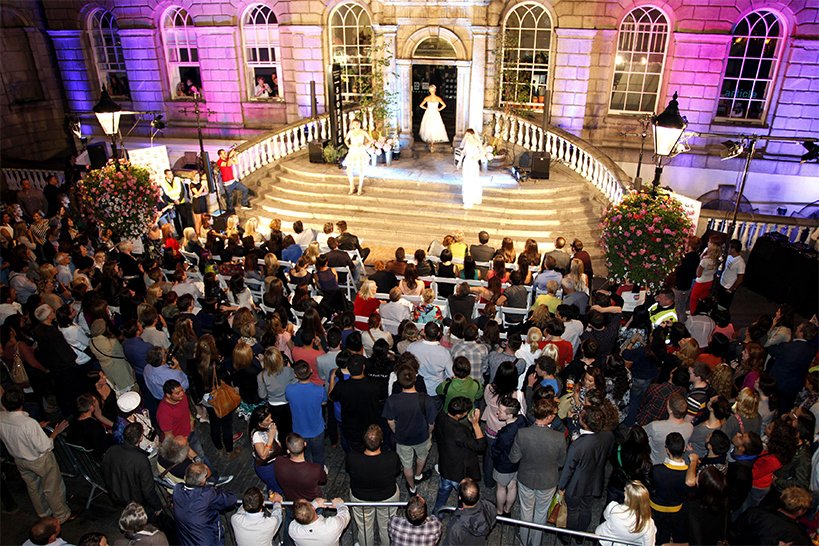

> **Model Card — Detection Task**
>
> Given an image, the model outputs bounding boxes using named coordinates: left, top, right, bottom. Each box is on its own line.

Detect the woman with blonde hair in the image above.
left=514, top=327, right=543, bottom=369
left=257, top=346, right=296, bottom=439
left=303, top=241, right=321, bottom=265
left=244, top=217, right=263, bottom=243
left=595, top=480, right=656, bottom=546
left=353, top=280, right=381, bottom=330
left=412, top=287, right=443, bottom=325
left=675, top=337, right=700, bottom=367
left=567, top=258, right=589, bottom=294
left=722, top=387, right=761, bottom=439
left=225, top=214, right=241, bottom=238
left=396, top=321, right=420, bottom=354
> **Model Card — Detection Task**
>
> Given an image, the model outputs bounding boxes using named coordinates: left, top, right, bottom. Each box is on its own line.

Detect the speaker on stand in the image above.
left=531, top=151, right=551, bottom=180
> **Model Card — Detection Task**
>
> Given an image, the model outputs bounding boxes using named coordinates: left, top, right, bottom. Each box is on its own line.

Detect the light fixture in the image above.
left=800, top=141, right=819, bottom=163
left=93, top=87, right=122, bottom=136
left=652, top=91, right=688, bottom=158
left=150, top=114, right=166, bottom=131
left=720, top=139, right=745, bottom=160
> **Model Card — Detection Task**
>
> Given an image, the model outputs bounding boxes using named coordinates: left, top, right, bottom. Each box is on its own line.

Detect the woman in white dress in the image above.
left=458, top=128, right=484, bottom=208
left=418, top=84, right=449, bottom=152
left=343, top=119, right=373, bottom=195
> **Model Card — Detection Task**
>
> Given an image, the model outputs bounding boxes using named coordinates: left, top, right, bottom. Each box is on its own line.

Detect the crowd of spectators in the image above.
left=0, top=177, right=817, bottom=546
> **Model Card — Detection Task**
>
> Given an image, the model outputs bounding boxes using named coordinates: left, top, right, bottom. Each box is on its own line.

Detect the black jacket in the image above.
left=444, top=499, right=497, bottom=545
left=491, top=415, right=528, bottom=473
left=102, top=443, right=162, bottom=512
left=731, top=506, right=812, bottom=545
left=434, top=412, right=486, bottom=482
left=33, top=323, right=76, bottom=371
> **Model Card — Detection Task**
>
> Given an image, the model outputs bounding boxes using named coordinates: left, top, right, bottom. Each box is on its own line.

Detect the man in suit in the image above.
left=509, top=398, right=567, bottom=546
left=469, top=231, right=495, bottom=265
left=767, top=321, right=818, bottom=413
left=558, top=406, right=615, bottom=543
left=324, top=236, right=359, bottom=283
left=102, top=422, right=163, bottom=515
left=544, top=236, right=571, bottom=273
left=336, top=220, right=370, bottom=261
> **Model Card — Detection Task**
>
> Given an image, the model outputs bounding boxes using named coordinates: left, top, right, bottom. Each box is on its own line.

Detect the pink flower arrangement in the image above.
left=77, top=160, right=160, bottom=240
left=600, top=190, right=693, bottom=292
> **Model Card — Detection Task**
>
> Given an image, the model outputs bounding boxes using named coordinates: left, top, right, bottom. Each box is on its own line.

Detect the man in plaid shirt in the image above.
left=388, top=495, right=442, bottom=546
left=450, top=323, right=489, bottom=381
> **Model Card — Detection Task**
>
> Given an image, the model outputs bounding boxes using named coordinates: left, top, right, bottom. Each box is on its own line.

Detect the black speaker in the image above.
left=211, top=212, right=232, bottom=232
left=87, top=142, right=108, bottom=170
left=531, top=152, right=550, bottom=179
left=308, top=140, right=328, bottom=163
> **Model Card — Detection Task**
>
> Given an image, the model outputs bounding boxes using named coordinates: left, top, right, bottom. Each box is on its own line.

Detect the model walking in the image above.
left=343, top=119, right=373, bottom=195
left=419, top=84, right=449, bottom=152
left=458, top=129, right=484, bottom=209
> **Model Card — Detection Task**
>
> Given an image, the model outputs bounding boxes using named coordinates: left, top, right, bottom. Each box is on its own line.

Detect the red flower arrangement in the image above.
left=77, top=160, right=161, bottom=240
left=600, top=190, right=694, bottom=292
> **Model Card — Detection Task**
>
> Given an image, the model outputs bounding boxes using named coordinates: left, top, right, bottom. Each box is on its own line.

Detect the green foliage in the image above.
left=323, top=143, right=348, bottom=164
left=357, top=38, right=398, bottom=137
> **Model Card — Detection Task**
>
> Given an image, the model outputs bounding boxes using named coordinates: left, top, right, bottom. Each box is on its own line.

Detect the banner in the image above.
left=670, top=191, right=703, bottom=231
left=128, top=146, right=171, bottom=188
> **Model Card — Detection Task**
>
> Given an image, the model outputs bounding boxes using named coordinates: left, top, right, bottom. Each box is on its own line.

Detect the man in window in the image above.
left=216, top=148, right=251, bottom=211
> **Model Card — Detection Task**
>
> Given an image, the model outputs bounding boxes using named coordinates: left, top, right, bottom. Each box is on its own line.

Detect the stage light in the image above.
left=800, top=141, right=819, bottom=163
left=720, top=140, right=745, bottom=160
left=150, top=114, right=166, bottom=131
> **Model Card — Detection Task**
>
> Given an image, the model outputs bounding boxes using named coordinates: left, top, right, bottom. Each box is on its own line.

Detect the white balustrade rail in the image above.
left=697, top=209, right=818, bottom=250
left=2, top=168, right=64, bottom=191
left=485, top=109, right=631, bottom=205
left=234, top=108, right=371, bottom=180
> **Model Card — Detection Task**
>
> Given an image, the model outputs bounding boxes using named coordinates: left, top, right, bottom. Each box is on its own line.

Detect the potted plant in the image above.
left=323, top=143, right=348, bottom=167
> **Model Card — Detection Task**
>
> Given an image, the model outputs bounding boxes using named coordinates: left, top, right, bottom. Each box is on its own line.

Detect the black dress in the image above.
left=191, top=179, right=209, bottom=214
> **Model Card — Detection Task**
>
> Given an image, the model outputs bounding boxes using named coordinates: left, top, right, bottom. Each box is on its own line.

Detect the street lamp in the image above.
left=651, top=91, right=688, bottom=193
left=93, top=87, right=123, bottom=170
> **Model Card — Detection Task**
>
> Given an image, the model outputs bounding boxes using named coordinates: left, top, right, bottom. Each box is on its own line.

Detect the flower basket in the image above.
left=77, top=160, right=161, bottom=240
left=600, top=190, right=694, bottom=293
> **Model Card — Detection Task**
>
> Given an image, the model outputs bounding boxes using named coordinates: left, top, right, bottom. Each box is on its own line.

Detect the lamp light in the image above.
left=800, top=141, right=819, bottom=163
left=652, top=92, right=688, bottom=158
left=720, top=140, right=745, bottom=161
left=93, top=88, right=122, bottom=136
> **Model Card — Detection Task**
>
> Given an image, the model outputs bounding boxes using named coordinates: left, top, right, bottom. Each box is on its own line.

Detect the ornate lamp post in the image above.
left=93, top=88, right=123, bottom=171
left=651, top=92, right=688, bottom=193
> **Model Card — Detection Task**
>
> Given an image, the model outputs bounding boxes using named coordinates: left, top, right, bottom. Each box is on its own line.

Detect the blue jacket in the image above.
left=491, top=415, right=528, bottom=473
left=173, top=484, right=237, bottom=546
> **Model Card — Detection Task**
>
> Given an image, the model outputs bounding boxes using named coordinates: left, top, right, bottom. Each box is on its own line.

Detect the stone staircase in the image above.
left=244, top=151, right=608, bottom=270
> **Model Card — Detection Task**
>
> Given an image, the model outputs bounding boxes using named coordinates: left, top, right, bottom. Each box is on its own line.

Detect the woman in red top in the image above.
left=744, top=418, right=798, bottom=511
left=486, top=256, right=510, bottom=283
left=353, top=280, right=381, bottom=330
left=161, top=223, right=181, bottom=257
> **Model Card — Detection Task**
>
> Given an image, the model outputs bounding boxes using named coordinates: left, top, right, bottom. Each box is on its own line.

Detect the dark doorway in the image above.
left=411, top=64, right=457, bottom=144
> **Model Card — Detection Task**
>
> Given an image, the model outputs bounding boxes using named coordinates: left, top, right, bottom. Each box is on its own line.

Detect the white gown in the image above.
left=460, top=134, right=484, bottom=208
left=343, top=129, right=370, bottom=171
left=419, top=102, right=449, bottom=144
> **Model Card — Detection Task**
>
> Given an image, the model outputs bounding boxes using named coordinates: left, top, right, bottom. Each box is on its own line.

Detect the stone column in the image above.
left=47, top=30, right=95, bottom=114
left=455, top=61, right=472, bottom=140
left=469, top=27, right=489, bottom=133
left=117, top=28, right=165, bottom=114
left=396, top=59, right=413, bottom=146
left=550, top=28, right=595, bottom=135
left=279, top=25, right=324, bottom=122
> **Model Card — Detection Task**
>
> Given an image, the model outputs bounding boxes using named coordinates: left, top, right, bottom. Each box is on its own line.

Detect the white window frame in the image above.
left=87, top=9, right=130, bottom=99
left=161, top=6, right=200, bottom=100
left=500, top=2, right=553, bottom=109
left=328, top=2, right=372, bottom=104
left=242, top=4, right=283, bottom=101
left=715, top=10, right=783, bottom=121
left=609, top=6, right=669, bottom=115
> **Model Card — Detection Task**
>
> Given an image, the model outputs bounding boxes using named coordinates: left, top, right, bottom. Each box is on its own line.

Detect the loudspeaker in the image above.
left=308, top=140, right=328, bottom=163
left=87, top=142, right=109, bottom=170
left=531, top=152, right=550, bottom=179
left=211, top=212, right=232, bottom=232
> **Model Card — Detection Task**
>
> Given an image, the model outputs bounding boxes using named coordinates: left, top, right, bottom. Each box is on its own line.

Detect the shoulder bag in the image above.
left=209, top=367, right=241, bottom=418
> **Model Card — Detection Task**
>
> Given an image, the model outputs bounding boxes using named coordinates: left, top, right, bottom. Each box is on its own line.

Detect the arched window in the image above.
left=87, top=9, right=130, bottom=98
left=162, top=7, right=200, bottom=99
left=717, top=10, right=782, bottom=120
left=500, top=3, right=553, bottom=108
left=329, top=3, right=372, bottom=103
left=609, top=7, right=668, bottom=114
left=242, top=4, right=281, bottom=100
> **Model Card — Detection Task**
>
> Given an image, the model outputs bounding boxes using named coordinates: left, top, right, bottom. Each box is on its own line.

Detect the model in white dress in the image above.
left=418, top=85, right=449, bottom=152
left=343, top=119, right=373, bottom=195
left=458, top=129, right=484, bottom=209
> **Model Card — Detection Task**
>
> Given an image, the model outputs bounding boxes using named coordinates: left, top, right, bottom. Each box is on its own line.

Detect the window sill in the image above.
left=711, top=118, right=769, bottom=129
left=247, top=98, right=286, bottom=104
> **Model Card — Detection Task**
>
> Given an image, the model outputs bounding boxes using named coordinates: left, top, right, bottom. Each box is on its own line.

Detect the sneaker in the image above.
left=408, top=484, right=417, bottom=496
left=415, top=469, right=433, bottom=484
left=232, top=431, right=245, bottom=443
left=434, top=464, right=439, bottom=474
left=215, top=474, right=234, bottom=487
left=240, top=205, right=252, bottom=210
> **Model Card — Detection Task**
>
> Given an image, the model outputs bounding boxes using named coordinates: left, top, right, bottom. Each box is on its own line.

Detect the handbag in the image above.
left=9, top=342, right=30, bottom=386
left=547, top=493, right=567, bottom=528
left=209, top=368, right=240, bottom=418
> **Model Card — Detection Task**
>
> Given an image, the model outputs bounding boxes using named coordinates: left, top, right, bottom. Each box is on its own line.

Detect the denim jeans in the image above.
left=304, top=431, right=326, bottom=467
left=624, top=377, right=653, bottom=427
left=223, top=180, right=250, bottom=208
left=433, top=477, right=461, bottom=516
left=188, top=428, right=214, bottom=470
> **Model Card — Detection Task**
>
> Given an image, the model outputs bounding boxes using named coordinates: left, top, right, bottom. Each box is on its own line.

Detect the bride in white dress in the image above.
left=458, top=129, right=485, bottom=209
left=418, top=84, right=449, bottom=152
left=343, top=119, right=373, bottom=195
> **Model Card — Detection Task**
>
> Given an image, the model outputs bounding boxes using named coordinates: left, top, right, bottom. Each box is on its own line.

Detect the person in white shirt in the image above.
left=717, top=239, right=746, bottom=312
left=557, top=304, right=584, bottom=354
left=56, top=305, right=91, bottom=365
left=407, top=322, right=454, bottom=396
left=316, top=222, right=334, bottom=254
left=231, top=487, right=283, bottom=546
left=595, top=481, right=657, bottom=546
left=0, top=386, right=72, bottom=523
left=0, top=286, right=22, bottom=325
left=171, top=269, right=204, bottom=300
left=54, top=253, right=73, bottom=286
left=289, top=497, right=350, bottom=546
left=140, top=306, right=170, bottom=349
left=292, top=220, right=316, bottom=250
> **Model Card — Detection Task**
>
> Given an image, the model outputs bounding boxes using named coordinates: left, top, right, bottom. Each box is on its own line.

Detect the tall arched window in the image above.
left=87, top=9, right=130, bottom=98
left=329, top=3, right=372, bottom=103
left=500, top=3, right=553, bottom=107
left=717, top=10, right=782, bottom=120
left=610, top=7, right=668, bottom=114
left=242, top=4, right=281, bottom=100
left=162, top=7, right=200, bottom=99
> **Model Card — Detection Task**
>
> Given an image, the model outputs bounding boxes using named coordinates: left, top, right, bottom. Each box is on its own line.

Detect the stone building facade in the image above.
left=2, top=0, right=817, bottom=209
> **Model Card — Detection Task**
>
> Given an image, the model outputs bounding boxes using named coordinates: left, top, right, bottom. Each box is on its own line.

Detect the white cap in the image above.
left=117, top=391, right=141, bottom=413
left=34, top=304, right=53, bottom=323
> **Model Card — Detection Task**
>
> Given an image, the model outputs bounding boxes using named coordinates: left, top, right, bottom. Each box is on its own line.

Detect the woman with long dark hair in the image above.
left=482, top=360, right=527, bottom=488
left=607, top=426, right=653, bottom=504
left=193, top=337, right=242, bottom=456
left=685, top=463, right=729, bottom=544
left=247, top=405, right=283, bottom=493
left=623, top=327, right=669, bottom=426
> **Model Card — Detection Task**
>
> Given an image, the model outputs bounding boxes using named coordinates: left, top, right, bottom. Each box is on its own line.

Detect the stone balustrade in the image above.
left=697, top=209, right=818, bottom=250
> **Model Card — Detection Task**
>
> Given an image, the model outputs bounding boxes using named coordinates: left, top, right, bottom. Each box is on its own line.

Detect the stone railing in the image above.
left=485, top=109, right=631, bottom=204
left=2, top=168, right=64, bottom=191
left=234, top=107, right=372, bottom=180
left=697, top=209, right=818, bottom=250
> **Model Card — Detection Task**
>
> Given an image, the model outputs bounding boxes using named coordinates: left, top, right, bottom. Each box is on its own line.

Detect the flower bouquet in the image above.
left=600, top=190, right=694, bottom=292
left=77, top=160, right=161, bottom=240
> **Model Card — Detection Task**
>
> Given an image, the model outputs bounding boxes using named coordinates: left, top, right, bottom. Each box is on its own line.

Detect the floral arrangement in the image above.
left=600, top=190, right=693, bottom=292
left=482, top=144, right=496, bottom=162
left=77, top=160, right=161, bottom=240
left=368, top=135, right=397, bottom=156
